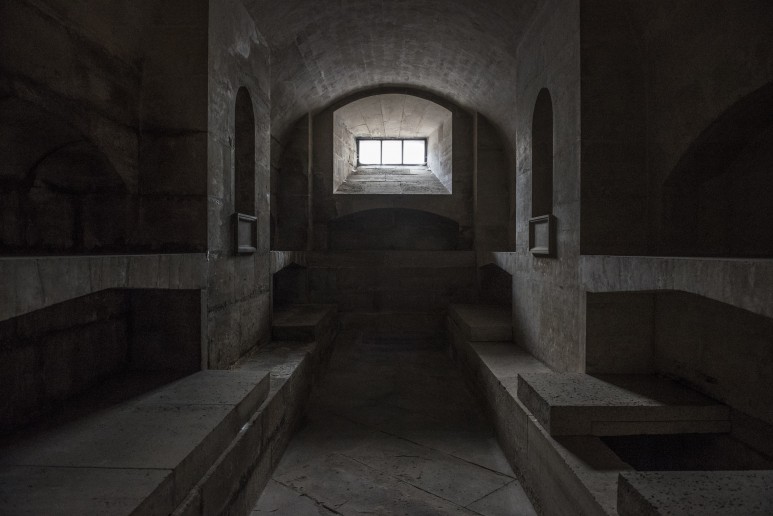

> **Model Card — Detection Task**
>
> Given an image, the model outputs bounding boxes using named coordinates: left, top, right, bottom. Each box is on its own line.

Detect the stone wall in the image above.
left=0, top=0, right=142, bottom=255
left=206, top=0, right=272, bottom=369
left=428, top=114, right=453, bottom=191
left=475, top=114, right=511, bottom=252
left=654, top=292, right=773, bottom=429
left=0, top=0, right=213, bottom=255
left=333, top=114, right=356, bottom=191
left=580, top=0, right=773, bottom=257
left=512, top=0, right=582, bottom=371
left=272, top=116, right=311, bottom=251
left=0, top=288, right=201, bottom=435
left=311, top=88, right=475, bottom=251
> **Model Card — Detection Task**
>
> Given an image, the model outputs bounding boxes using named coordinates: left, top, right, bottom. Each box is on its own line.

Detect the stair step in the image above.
left=448, top=304, right=512, bottom=342
left=272, top=304, right=337, bottom=342
left=517, top=373, right=730, bottom=436
left=0, top=370, right=270, bottom=515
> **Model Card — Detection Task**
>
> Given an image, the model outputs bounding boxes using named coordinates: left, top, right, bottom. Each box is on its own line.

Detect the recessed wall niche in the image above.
left=529, top=88, right=556, bottom=257
left=332, top=94, right=453, bottom=195
left=234, top=87, right=257, bottom=254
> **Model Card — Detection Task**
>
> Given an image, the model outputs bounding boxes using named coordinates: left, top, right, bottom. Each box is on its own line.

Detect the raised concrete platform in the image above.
left=448, top=304, right=512, bottom=342
left=272, top=304, right=337, bottom=342
left=618, top=471, right=773, bottom=516
left=0, top=370, right=270, bottom=515
left=517, top=373, right=730, bottom=436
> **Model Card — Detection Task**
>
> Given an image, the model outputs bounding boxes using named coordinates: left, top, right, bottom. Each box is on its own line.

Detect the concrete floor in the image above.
left=253, top=330, right=536, bottom=515
left=335, top=167, right=451, bottom=195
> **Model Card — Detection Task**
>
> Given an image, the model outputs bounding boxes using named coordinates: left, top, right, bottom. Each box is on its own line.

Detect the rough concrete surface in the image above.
left=254, top=329, right=537, bottom=516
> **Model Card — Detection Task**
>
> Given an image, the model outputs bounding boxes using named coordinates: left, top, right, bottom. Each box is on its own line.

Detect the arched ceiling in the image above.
left=335, top=94, right=451, bottom=138
left=245, top=0, right=539, bottom=140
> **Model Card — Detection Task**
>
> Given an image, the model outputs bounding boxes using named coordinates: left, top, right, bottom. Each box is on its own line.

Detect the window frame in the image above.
left=356, top=137, right=428, bottom=166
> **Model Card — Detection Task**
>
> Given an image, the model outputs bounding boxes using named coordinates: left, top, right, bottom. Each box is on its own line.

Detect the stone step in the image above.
left=448, top=304, right=512, bottom=342
left=0, top=370, right=270, bottom=516
left=618, top=471, right=773, bottom=516
left=272, top=304, right=337, bottom=342
left=517, top=373, right=730, bottom=436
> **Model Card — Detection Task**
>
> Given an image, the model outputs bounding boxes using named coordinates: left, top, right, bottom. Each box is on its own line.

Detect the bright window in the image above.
left=357, top=139, right=426, bottom=166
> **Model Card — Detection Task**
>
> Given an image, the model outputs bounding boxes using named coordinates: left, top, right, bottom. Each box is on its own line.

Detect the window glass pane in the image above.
left=382, top=140, right=403, bottom=164
left=403, top=140, right=426, bottom=164
left=359, top=140, right=381, bottom=164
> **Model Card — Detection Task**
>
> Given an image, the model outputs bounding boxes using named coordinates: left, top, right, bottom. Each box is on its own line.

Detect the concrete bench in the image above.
left=447, top=307, right=631, bottom=516
left=517, top=373, right=730, bottom=436
left=618, top=471, right=773, bottom=516
left=272, top=304, right=337, bottom=342
left=0, top=370, right=270, bottom=515
left=448, top=304, right=512, bottom=342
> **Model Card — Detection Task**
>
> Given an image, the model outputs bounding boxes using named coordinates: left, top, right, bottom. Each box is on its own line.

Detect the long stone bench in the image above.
left=447, top=304, right=630, bottom=515
left=0, top=370, right=270, bottom=515
left=517, top=373, right=730, bottom=436
left=0, top=303, right=339, bottom=516
left=448, top=304, right=513, bottom=342
left=618, top=471, right=773, bottom=516
left=448, top=303, right=771, bottom=516
left=272, top=304, right=337, bottom=342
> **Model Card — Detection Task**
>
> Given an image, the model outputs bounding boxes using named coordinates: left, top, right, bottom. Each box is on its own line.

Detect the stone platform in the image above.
left=618, top=471, right=773, bottom=516
left=517, top=373, right=730, bottom=436
left=0, top=370, right=270, bottom=515
left=272, top=304, right=337, bottom=342
left=448, top=304, right=512, bottom=342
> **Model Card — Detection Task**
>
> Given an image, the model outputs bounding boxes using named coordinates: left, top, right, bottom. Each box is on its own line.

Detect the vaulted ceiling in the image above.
left=246, top=0, right=539, bottom=140
left=335, top=94, right=451, bottom=138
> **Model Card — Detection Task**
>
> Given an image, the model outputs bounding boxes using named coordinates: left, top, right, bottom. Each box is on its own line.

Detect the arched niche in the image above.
left=0, top=97, right=130, bottom=255
left=234, top=87, right=257, bottom=254
left=529, top=88, right=556, bottom=257
left=662, top=82, right=773, bottom=257
left=332, top=93, right=453, bottom=195
left=235, top=87, right=256, bottom=215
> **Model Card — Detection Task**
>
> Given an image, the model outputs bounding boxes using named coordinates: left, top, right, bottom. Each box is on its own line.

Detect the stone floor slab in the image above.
left=345, top=432, right=513, bottom=507
left=467, top=481, right=538, bottom=516
left=517, top=373, right=730, bottom=436
left=255, top=328, right=536, bottom=515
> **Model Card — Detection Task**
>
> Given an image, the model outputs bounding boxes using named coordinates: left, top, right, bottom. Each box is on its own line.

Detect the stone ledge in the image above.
left=172, top=314, right=339, bottom=515
left=449, top=303, right=512, bottom=342
left=447, top=315, right=628, bottom=516
left=272, top=304, right=337, bottom=342
left=0, top=253, right=207, bottom=322
left=618, top=471, right=773, bottom=516
left=0, top=370, right=270, bottom=516
left=517, top=373, right=730, bottom=436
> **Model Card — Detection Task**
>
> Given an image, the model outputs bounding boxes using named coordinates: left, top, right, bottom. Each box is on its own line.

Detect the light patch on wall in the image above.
left=333, top=94, right=452, bottom=195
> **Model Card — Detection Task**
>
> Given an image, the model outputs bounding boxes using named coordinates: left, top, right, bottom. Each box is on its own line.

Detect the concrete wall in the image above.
left=584, top=288, right=773, bottom=453
left=206, top=0, right=272, bottom=369
left=272, top=115, right=311, bottom=251
left=513, top=0, right=582, bottom=371
left=0, top=0, right=141, bottom=255
left=580, top=0, right=773, bottom=257
left=311, top=88, right=474, bottom=251
left=475, top=114, right=511, bottom=252
left=428, top=114, right=453, bottom=192
left=0, top=288, right=201, bottom=435
left=333, top=114, right=356, bottom=191
left=137, top=1, right=209, bottom=252
left=654, top=292, right=773, bottom=429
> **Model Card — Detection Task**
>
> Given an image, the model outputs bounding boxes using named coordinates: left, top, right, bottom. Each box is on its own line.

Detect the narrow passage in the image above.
left=254, top=330, right=537, bottom=515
